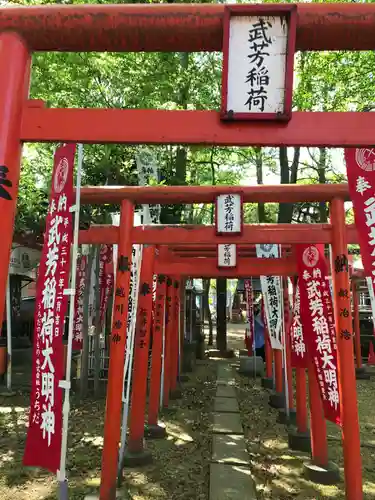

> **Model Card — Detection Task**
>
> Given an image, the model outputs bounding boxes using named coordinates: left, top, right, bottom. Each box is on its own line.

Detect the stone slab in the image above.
left=213, top=412, right=243, bottom=434
left=216, top=385, right=237, bottom=399
left=217, top=364, right=233, bottom=378
left=84, top=491, right=126, bottom=500
left=214, top=397, right=239, bottom=413
left=209, top=463, right=257, bottom=500
left=238, top=356, right=265, bottom=377
left=216, top=378, right=235, bottom=386
left=212, top=434, right=249, bottom=465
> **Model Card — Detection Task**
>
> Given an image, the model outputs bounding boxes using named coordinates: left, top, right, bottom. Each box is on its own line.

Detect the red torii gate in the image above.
left=79, top=183, right=360, bottom=498
left=0, top=4, right=371, bottom=500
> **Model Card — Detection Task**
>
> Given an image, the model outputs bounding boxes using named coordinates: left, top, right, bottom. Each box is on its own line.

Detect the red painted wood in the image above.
left=0, top=33, right=30, bottom=369
left=3, top=4, right=375, bottom=52
left=131, top=225, right=338, bottom=246
left=79, top=184, right=350, bottom=205
left=296, top=368, right=308, bottom=434
left=154, top=258, right=296, bottom=277
left=22, top=108, right=375, bottom=147
left=100, top=200, right=134, bottom=500
left=78, top=223, right=359, bottom=246
left=163, top=278, right=174, bottom=407
left=330, top=198, right=363, bottom=499
left=308, top=359, right=329, bottom=466
left=128, top=246, right=155, bottom=453
left=148, top=279, right=166, bottom=426
left=169, top=278, right=179, bottom=394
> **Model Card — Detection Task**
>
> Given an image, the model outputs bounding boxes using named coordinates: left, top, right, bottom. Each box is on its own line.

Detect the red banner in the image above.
left=296, top=243, right=340, bottom=425
left=345, top=148, right=375, bottom=284
left=289, top=281, right=308, bottom=368
left=24, top=143, right=76, bottom=472
left=99, top=245, right=113, bottom=324
left=244, top=279, right=254, bottom=354
left=72, top=255, right=87, bottom=351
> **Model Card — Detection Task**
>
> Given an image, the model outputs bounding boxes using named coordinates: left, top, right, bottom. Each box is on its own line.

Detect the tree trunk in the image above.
left=255, top=147, right=266, bottom=222
left=278, top=146, right=300, bottom=223
left=318, top=148, right=328, bottom=223
left=160, top=52, right=189, bottom=225
left=216, top=278, right=227, bottom=352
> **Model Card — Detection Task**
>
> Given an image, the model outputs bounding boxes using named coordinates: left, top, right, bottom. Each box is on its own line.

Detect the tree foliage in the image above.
left=11, top=0, right=375, bottom=238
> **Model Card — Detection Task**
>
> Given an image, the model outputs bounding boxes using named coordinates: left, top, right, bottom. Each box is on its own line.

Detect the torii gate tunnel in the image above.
left=0, top=3, right=372, bottom=499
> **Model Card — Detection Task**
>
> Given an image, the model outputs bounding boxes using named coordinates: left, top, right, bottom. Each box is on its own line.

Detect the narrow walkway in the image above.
left=209, top=361, right=257, bottom=500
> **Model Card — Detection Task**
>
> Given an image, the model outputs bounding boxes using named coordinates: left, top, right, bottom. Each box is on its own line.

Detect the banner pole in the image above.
left=57, top=143, right=82, bottom=499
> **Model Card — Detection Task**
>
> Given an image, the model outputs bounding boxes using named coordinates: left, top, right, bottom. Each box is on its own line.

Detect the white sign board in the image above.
left=216, top=194, right=242, bottom=234
left=218, top=244, right=237, bottom=268
left=136, top=148, right=161, bottom=224
left=256, top=243, right=283, bottom=350
left=225, top=15, right=288, bottom=116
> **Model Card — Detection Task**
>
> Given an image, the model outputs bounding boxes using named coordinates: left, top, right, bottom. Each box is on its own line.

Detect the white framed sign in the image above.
left=256, top=243, right=283, bottom=350
left=215, top=193, right=242, bottom=235
left=221, top=5, right=296, bottom=122
left=218, top=244, right=237, bottom=268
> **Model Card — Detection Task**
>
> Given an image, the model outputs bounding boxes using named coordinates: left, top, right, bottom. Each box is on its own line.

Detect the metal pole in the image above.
left=58, top=143, right=83, bottom=499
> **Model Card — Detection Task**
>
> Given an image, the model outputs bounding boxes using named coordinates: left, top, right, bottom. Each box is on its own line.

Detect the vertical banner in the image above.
left=296, top=243, right=340, bottom=425
left=256, top=244, right=283, bottom=350
left=244, top=279, right=254, bottom=354
left=87, top=249, right=97, bottom=333
left=24, top=144, right=76, bottom=472
left=289, top=281, right=307, bottom=368
left=72, top=255, right=87, bottom=351
left=136, top=148, right=161, bottom=224
left=99, top=245, right=113, bottom=324
left=345, top=148, right=375, bottom=285
left=122, top=244, right=142, bottom=400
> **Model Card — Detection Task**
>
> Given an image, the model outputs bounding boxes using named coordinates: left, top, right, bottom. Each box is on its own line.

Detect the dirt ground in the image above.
left=0, top=359, right=217, bottom=500
left=226, top=322, right=375, bottom=499
left=235, top=369, right=375, bottom=500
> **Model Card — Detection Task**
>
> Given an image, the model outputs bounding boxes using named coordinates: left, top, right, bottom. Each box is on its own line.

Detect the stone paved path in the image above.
left=209, top=361, right=257, bottom=500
